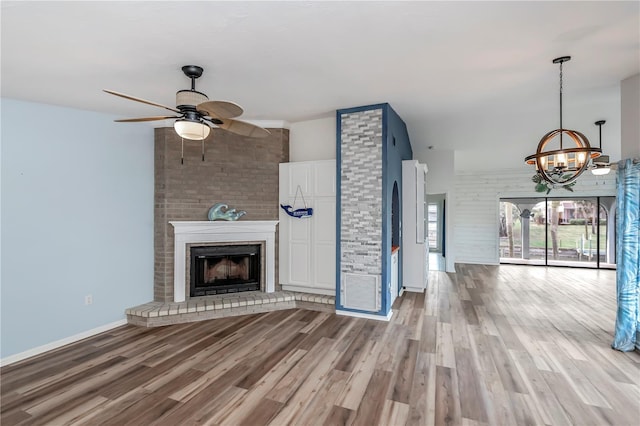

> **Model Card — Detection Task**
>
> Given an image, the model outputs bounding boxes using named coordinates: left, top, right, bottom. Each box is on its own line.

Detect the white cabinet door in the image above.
left=288, top=163, right=310, bottom=196
left=279, top=160, right=336, bottom=295
left=313, top=197, right=336, bottom=290
left=314, top=161, right=337, bottom=196
left=288, top=218, right=311, bottom=285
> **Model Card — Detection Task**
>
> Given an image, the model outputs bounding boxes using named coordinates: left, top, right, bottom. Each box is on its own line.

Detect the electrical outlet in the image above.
left=85, top=295, right=93, bottom=305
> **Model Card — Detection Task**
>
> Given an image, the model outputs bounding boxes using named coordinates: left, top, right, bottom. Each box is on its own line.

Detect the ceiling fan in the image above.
left=104, top=65, right=270, bottom=141
left=588, top=120, right=617, bottom=176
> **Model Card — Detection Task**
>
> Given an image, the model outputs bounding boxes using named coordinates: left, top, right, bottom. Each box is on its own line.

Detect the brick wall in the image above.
left=154, top=127, right=289, bottom=302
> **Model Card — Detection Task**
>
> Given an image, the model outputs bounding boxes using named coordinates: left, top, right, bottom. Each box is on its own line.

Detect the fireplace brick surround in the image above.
left=154, top=127, right=289, bottom=302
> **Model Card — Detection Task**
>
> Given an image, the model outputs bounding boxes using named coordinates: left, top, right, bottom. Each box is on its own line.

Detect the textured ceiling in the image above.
left=2, top=1, right=638, bottom=154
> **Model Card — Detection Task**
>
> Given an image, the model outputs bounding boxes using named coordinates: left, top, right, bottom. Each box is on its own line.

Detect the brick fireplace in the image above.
left=154, top=127, right=289, bottom=302
left=171, top=220, right=278, bottom=302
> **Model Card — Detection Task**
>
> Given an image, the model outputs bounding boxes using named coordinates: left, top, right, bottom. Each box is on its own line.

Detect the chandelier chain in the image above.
left=559, top=60, right=564, bottom=149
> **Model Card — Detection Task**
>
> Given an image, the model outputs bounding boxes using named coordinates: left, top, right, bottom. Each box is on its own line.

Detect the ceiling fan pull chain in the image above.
left=202, top=124, right=205, bottom=161
left=181, top=137, right=184, bottom=165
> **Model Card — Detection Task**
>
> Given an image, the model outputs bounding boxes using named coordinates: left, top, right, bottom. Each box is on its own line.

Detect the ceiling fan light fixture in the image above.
left=174, top=119, right=210, bottom=140
left=591, top=154, right=611, bottom=176
left=591, top=165, right=611, bottom=176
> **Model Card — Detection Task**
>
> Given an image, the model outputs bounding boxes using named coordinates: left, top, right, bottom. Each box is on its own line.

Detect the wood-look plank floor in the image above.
left=2, top=264, right=639, bottom=425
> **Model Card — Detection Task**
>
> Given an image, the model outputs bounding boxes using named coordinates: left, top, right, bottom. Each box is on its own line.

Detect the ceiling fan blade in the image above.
left=197, top=100, right=243, bottom=119
left=212, top=118, right=271, bottom=138
left=115, top=116, right=179, bottom=122
left=104, top=89, right=180, bottom=113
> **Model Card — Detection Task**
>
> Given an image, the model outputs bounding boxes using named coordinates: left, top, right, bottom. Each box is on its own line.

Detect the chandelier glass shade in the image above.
left=525, top=56, right=601, bottom=186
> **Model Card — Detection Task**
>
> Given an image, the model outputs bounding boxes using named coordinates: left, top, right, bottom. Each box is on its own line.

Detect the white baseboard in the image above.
left=0, top=319, right=128, bottom=367
left=336, top=309, right=393, bottom=322
left=403, top=286, right=426, bottom=293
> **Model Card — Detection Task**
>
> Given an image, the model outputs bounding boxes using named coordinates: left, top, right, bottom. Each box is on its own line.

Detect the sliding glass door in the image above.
left=546, top=198, right=598, bottom=267
left=499, top=197, right=615, bottom=269
left=499, top=198, right=546, bottom=265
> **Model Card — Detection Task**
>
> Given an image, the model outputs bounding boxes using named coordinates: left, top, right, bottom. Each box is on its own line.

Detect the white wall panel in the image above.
left=453, top=168, right=616, bottom=266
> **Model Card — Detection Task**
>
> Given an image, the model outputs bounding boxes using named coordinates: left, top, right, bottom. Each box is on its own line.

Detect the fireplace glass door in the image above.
left=190, top=244, right=261, bottom=296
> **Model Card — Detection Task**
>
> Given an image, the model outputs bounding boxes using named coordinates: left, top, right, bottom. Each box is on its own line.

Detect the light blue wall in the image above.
left=1, top=98, right=154, bottom=359
left=381, top=104, right=413, bottom=314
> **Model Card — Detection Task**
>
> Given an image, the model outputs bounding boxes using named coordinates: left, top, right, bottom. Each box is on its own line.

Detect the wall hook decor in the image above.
left=280, top=185, right=313, bottom=218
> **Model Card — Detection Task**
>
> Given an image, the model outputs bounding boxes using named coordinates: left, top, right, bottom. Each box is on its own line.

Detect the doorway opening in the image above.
left=427, top=193, right=446, bottom=271
left=391, top=181, right=400, bottom=305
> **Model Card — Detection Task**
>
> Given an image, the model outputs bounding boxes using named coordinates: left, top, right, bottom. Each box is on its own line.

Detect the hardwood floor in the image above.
left=2, top=264, right=639, bottom=425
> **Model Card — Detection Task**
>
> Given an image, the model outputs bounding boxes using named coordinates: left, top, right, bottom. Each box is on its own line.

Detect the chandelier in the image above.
left=525, top=56, right=601, bottom=186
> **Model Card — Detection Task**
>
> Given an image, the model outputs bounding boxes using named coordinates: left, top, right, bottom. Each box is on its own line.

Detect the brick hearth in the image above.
left=126, top=291, right=335, bottom=327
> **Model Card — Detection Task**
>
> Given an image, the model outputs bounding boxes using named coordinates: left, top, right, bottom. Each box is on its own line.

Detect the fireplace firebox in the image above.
left=190, top=244, right=261, bottom=297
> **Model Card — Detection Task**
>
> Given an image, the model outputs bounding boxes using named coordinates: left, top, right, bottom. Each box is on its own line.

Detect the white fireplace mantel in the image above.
left=170, top=220, right=278, bottom=302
